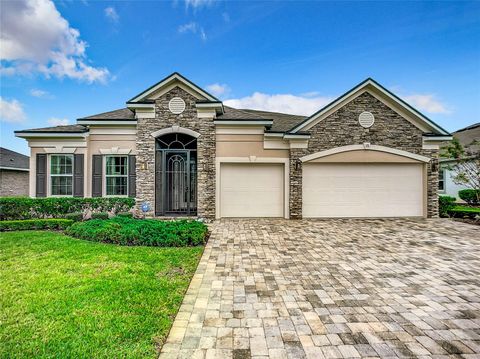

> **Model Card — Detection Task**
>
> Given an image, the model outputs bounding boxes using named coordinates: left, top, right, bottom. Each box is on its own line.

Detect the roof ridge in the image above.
left=223, top=106, right=273, bottom=120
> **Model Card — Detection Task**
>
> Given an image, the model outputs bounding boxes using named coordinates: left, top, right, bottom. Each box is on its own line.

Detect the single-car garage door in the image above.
left=303, top=163, right=424, bottom=218
left=220, top=163, right=284, bottom=218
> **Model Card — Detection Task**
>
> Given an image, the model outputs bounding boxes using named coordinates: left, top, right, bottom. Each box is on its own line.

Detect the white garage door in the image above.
left=220, top=163, right=284, bottom=218
left=303, top=163, right=424, bottom=218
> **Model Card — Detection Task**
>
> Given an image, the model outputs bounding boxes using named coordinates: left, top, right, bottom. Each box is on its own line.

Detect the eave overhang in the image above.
left=15, top=132, right=89, bottom=138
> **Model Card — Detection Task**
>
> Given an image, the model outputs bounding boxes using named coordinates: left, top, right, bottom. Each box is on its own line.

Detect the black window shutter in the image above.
left=73, top=154, right=84, bottom=197
left=92, top=155, right=103, bottom=197
left=128, top=155, right=136, bottom=198
left=36, top=153, right=47, bottom=197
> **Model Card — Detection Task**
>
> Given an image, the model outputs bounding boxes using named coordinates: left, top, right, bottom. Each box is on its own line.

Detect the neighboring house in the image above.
left=439, top=123, right=479, bottom=200
left=15, top=73, right=451, bottom=219
left=0, top=147, right=30, bottom=197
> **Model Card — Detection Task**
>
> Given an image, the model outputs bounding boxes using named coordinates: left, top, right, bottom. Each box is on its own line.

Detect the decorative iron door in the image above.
left=155, top=149, right=197, bottom=216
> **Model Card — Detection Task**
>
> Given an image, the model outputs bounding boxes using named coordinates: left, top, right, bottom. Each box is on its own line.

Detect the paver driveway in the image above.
left=160, top=219, right=480, bottom=359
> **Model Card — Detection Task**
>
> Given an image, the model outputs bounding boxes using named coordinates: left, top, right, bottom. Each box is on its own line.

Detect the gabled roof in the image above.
left=289, top=78, right=450, bottom=136
left=78, top=108, right=134, bottom=121
left=127, top=72, right=220, bottom=103
left=0, top=147, right=29, bottom=170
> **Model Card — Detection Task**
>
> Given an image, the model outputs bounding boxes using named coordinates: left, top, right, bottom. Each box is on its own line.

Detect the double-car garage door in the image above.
left=303, top=163, right=424, bottom=218
left=218, top=162, right=424, bottom=218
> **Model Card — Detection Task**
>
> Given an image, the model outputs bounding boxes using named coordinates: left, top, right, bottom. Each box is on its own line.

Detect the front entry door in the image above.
left=156, top=150, right=197, bottom=216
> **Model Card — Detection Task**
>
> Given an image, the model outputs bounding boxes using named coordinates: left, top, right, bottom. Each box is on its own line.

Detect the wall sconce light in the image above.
left=140, top=162, right=148, bottom=170
left=295, top=159, right=302, bottom=171
left=431, top=159, right=438, bottom=172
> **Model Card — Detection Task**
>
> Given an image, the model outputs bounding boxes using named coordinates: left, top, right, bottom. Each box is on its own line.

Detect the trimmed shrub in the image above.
left=0, top=197, right=135, bottom=220
left=439, top=195, right=456, bottom=217
left=64, top=212, right=84, bottom=222
left=447, top=206, right=480, bottom=219
left=116, top=212, right=133, bottom=218
left=0, top=219, right=74, bottom=231
left=91, top=212, right=109, bottom=220
left=458, top=189, right=480, bottom=205
left=65, top=217, right=208, bottom=247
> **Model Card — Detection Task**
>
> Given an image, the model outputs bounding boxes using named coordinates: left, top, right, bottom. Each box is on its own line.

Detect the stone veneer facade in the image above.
left=135, top=86, right=216, bottom=219
left=289, top=92, right=439, bottom=219
left=136, top=88, right=439, bottom=220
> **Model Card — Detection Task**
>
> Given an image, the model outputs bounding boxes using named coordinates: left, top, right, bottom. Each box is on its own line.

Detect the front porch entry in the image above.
left=155, top=133, right=197, bottom=216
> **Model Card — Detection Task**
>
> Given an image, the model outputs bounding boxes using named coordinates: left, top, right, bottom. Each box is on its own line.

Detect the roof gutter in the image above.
left=214, top=120, right=273, bottom=126
left=15, top=131, right=89, bottom=138
left=76, top=120, right=138, bottom=125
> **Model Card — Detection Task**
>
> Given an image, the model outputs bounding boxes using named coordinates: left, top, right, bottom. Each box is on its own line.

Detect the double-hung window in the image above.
left=438, top=169, right=445, bottom=192
left=105, top=156, right=128, bottom=196
left=50, top=154, right=73, bottom=196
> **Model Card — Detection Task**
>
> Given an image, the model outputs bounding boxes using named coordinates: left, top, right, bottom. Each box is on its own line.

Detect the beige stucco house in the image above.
left=15, top=72, right=451, bottom=219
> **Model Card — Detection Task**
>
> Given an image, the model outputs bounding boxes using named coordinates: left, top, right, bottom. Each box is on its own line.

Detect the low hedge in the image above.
left=0, top=219, right=74, bottom=231
left=447, top=206, right=480, bottom=219
left=65, top=217, right=208, bottom=247
left=458, top=189, right=480, bottom=205
left=439, top=195, right=456, bottom=217
left=0, top=197, right=135, bottom=220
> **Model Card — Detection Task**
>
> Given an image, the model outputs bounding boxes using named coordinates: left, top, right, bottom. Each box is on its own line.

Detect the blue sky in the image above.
left=1, top=0, right=479, bottom=155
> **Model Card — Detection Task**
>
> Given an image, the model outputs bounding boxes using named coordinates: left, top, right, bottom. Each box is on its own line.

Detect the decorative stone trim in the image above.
left=43, top=146, right=77, bottom=154
left=150, top=126, right=201, bottom=139
left=99, top=147, right=132, bottom=155
left=300, top=144, right=431, bottom=163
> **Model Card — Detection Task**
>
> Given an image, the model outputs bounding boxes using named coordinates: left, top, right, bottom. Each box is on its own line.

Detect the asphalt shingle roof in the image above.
left=16, top=125, right=88, bottom=133
left=78, top=108, right=135, bottom=120
left=239, top=109, right=307, bottom=132
left=453, top=122, right=480, bottom=152
left=0, top=147, right=29, bottom=170
left=19, top=106, right=306, bottom=134
left=216, top=107, right=307, bottom=132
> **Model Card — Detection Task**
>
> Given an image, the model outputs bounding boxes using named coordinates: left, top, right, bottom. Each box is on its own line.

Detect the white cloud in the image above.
left=30, top=88, right=54, bottom=99
left=224, top=92, right=333, bottom=116
left=0, top=0, right=109, bottom=83
left=206, top=83, right=230, bottom=98
left=185, top=0, right=215, bottom=9
left=47, top=117, right=69, bottom=126
left=402, top=94, right=451, bottom=114
left=104, top=6, right=119, bottom=23
left=178, top=22, right=207, bottom=41
left=0, top=97, right=27, bottom=123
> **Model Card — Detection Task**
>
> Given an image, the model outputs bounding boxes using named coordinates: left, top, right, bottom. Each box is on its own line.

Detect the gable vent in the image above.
left=168, top=97, right=186, bottom=114
left=358, top=111, right=375, bottom=128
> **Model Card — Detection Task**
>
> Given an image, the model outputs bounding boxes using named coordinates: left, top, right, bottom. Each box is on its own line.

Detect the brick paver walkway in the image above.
left=160, top=219, right=480, bottom=358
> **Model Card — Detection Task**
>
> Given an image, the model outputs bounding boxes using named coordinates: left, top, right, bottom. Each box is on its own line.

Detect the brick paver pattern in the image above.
left=159, top=219, right=480, bottom=359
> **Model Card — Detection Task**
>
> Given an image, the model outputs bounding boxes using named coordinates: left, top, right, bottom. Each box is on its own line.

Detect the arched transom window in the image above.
left=155, top=133, right=197, bottom=150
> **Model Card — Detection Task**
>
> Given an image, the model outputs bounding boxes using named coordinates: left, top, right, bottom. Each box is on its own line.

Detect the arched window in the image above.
left=155, top=133, right=197, bottom=150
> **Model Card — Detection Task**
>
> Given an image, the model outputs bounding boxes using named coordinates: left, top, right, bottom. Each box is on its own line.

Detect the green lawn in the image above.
left=0, top=230, right=203, bottom=358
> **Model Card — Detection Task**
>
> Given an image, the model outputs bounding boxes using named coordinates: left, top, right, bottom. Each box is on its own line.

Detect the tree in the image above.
left=441, top=137, right=480, bottom=201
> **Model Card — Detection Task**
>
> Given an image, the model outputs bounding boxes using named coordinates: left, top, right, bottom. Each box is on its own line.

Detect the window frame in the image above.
left=104, top=155, right=129, bottom=197
left=438, top=168, right=446, bottom=193
left=49, top=154, right=74, bottom=197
